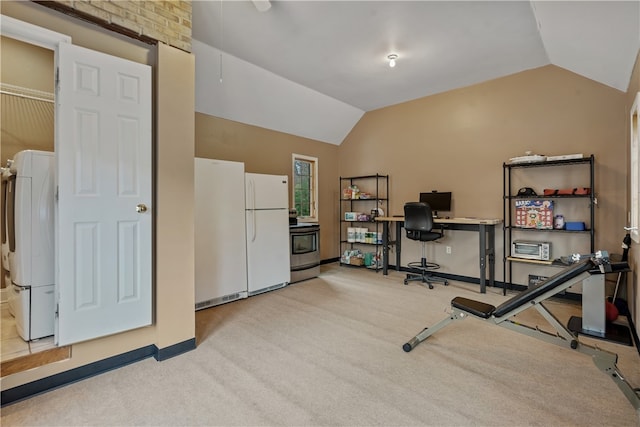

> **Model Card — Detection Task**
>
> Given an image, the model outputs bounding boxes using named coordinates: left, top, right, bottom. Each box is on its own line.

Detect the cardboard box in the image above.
left=344, top=212, right=361, bottom=221
left=349, top=257, right=364, bottom=266
left=515, top=200, right=554, bottom=229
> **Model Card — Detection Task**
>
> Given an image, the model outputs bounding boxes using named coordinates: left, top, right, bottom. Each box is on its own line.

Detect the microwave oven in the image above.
left=511, top=240, right=551, bottom=261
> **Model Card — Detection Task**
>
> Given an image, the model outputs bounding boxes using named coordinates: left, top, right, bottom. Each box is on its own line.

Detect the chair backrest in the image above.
left=404, top=202, right=434, bottom=233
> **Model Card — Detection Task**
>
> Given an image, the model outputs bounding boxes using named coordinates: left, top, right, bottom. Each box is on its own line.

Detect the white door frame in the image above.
left=1, top=15, right=71, bottom=49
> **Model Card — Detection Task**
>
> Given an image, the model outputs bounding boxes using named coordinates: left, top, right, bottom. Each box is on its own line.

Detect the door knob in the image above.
left=136, top=204, right=148, bottom=213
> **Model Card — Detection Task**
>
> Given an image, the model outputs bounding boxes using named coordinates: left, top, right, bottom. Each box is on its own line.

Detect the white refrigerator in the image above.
left=194, top=158, right=248, bottom=310
left=245, top=173, right=291, bottom=295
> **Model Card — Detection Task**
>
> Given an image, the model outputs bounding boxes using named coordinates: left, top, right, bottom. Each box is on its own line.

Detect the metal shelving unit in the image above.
left=503, top=155, right=595, bottom=290
left=339, top=174, right=389, bottom=271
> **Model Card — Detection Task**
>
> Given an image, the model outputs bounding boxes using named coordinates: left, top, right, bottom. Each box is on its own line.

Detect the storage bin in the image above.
left=565, top=221, right=586, bottom=231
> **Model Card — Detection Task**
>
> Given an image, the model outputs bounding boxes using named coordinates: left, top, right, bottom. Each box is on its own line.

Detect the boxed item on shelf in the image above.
left=514, top=200, right=554, bottom=229
left=349, top=257, right=364, bottom=266
left=344, top=212, right=361, bottom=221
left=341, top=249, right=364, bottom=265
left=546, top=153, right=583, bottom=161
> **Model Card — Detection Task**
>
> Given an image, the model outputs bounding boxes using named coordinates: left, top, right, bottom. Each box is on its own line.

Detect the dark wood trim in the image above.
left=33, top=1, right=157, bottom=46
left=1, top=346, right=71, bottom=378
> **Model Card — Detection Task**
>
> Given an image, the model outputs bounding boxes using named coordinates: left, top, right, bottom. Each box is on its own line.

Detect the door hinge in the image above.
left=55, top=185, right=59, bottom=202
left=55, top=303, right=59, bottom=318
left=55, top=67, right=59, bottom=92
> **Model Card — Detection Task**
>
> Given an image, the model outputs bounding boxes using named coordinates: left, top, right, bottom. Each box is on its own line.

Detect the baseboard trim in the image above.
left=154, top=337, right=196, bottom=361
left=1, top=338, right=196, bottom=406
left=321, top=257, right=340, bottom=265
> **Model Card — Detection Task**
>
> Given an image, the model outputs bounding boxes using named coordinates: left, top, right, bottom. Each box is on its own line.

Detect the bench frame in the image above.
left=403, top=264, right=640, bottom=412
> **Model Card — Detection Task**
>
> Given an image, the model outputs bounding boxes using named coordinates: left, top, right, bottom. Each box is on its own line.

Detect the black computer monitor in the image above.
left=419, top=191, right=452, bottom=217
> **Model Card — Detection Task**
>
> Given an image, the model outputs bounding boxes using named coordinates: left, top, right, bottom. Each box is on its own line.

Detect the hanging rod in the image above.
left=0, top=89, right=54, bottom=104
left=0, top=83, right=54, bottom=103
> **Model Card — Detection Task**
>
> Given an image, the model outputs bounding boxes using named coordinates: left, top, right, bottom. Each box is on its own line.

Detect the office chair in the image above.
left=403, top=202, right=448, bottom=289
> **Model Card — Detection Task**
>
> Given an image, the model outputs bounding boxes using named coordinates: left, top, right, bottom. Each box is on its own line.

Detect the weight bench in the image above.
left=402, top=258, right=640, bottom=412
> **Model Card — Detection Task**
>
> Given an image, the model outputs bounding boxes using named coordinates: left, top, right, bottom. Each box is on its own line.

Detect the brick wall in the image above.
left=36, top=1, right=192, bottom=52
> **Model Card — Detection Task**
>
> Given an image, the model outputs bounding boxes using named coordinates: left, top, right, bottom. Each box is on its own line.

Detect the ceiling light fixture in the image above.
left=387, top=54, right=398, bottom=68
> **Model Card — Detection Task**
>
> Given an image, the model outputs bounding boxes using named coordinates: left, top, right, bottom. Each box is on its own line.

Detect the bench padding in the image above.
left=452, top=297, right=495, bottom=318
left=493, top=260, right=593, bottom=318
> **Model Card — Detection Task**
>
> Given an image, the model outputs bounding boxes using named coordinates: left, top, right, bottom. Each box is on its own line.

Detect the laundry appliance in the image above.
left=245, top=173, right=291, bottom=295
left=7, top=150, right=56, bottom=341
left=1, top=163, right=14, bottom=273
left=2, top=164, right=15, bottom=309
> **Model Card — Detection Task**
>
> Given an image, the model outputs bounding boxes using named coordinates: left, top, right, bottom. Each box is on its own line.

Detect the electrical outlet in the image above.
left=446, top=246, right=452, bottom=254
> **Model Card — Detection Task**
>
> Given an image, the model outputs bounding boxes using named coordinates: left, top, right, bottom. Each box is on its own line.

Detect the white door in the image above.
left=55, top=43, right=152, bottom=345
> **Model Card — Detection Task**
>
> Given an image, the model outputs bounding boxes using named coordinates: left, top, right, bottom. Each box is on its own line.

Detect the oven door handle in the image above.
left=290, top=261, right=321, bottom=272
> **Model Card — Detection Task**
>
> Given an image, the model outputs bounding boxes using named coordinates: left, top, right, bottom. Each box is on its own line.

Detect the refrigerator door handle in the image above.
left=247, top=179, right=255, bottom=210
left=252, top=211, right=257, bottom=242
left=248, top=210, right=257, bottom=242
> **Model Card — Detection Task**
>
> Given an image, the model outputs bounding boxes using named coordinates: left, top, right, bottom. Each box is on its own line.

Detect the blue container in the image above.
left=565, top=221, right=586, bottom=231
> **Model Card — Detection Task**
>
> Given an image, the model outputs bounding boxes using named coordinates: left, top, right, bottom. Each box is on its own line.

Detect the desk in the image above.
left=376, top=217, right=502, bottom=293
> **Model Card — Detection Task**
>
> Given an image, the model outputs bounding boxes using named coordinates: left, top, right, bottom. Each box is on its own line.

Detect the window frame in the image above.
left=292, top=154, right=318, bottom=223
left=630, top=92, right=640, bottom=243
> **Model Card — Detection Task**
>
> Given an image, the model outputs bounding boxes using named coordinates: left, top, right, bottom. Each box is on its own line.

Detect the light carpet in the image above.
left=2, top=264, right=639, bottom=426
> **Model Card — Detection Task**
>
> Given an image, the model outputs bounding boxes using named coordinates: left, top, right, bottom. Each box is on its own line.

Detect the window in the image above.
left=630, top=93, right=640, bottom=243
left=292, top=154, right=318, bottom=222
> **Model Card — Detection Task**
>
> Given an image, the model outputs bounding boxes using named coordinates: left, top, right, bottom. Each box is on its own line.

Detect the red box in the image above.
left=514, top=200, right=554, bottom=229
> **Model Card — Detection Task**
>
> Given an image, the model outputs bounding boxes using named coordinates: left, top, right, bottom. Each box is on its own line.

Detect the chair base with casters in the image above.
left=402, top=201, right=448, bottom=289
left=404, top=257, right=448, bottom=288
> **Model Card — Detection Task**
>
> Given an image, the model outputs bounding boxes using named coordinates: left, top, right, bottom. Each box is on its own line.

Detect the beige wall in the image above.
left=1, top=1, right=195, bottom=390
left=0, top=36, right=55, bottom=161
left=339, top=65, right=628, bottom=284
left=156, top=43, right=195, bottom=348
left=1, top=36, right=53, bottom=91
left=195, top=113, right=340, bottom=261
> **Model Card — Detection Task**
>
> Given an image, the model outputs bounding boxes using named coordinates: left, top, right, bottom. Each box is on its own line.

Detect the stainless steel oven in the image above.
left=289, top=224, right=320, bottom=283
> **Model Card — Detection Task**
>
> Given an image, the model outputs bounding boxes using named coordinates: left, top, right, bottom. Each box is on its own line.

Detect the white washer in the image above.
left=10, top=283, right=55, bottom=340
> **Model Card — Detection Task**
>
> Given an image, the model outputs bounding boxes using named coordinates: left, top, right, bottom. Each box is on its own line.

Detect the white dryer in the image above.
left=2, top=164, right=16, bottom=315
left=1, top=163, right=14, bottom=273
left=7, top=150, right=56, bottom=341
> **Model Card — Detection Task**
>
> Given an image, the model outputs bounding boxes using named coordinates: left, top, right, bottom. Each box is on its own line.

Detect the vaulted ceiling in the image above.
left=192, top=1, right=640, bottom=145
